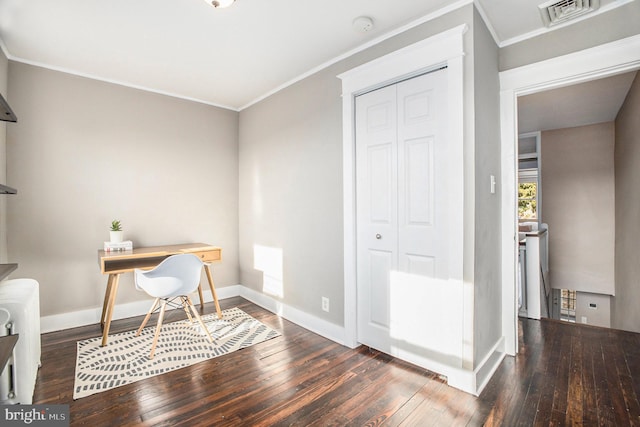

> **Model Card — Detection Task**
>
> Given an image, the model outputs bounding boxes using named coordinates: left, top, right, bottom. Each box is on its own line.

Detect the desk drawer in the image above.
left=192, top=250, right=221, bottom=263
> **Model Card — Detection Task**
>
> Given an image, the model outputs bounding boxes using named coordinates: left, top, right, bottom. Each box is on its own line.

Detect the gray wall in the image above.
left=499, top=0, right=640, bottom=71
left=472, top=8, right=502, bottom=367
left=239, top=5, right=478, bottom=330
left=239, top=4, right=505, bottom=375
left=0, top=48, right=7, bottom=263
left=238, top=70, right=344, bottom=322
left=6, top=62, right=240, bottom=317
left=613, top=72, right=640, bottom=333
left=541, top=123, right=615, bottom=296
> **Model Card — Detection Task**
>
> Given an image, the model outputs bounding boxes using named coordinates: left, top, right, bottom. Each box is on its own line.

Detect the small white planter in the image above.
left=109, top=231, right=123, bottom=243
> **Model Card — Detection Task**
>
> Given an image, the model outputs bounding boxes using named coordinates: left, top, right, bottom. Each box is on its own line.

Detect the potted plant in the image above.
left=109, top=220, right=123, bottom=243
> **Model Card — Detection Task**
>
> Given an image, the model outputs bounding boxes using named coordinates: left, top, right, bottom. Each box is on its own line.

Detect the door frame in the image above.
left=500, top=34, right=640, bottom=356
left=339, top=24, right=468, bottom=349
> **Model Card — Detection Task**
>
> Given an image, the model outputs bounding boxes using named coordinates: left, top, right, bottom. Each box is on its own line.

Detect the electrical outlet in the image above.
left=322, top=297, right=330, bottom=312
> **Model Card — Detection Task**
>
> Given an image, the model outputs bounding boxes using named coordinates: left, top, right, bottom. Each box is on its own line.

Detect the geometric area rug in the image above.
left=73, top=307, right=280, bottom=399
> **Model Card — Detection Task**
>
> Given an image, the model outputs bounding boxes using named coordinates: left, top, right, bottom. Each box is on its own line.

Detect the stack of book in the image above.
left=103, top=241, right=133, bottom=252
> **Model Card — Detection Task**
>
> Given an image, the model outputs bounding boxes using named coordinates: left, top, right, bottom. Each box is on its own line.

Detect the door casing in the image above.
left=339, top=24, right=471, bottom=392
left=499, top=33, right=640, bottom=356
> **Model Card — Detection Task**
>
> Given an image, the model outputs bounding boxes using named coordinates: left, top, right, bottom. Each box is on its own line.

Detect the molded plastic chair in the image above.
left=134, top=253, right=214, bottom=358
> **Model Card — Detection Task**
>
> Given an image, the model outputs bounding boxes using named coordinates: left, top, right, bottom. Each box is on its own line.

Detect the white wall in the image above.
left=540, top=123, right=615, bottom=296
left=6, top=62, right=240, bottom=317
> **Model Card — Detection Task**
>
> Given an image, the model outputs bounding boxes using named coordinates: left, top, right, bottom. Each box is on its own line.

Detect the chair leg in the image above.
left=181, top=296, right=194, bottom=324
left=136, top=298, right=160, bottom=336
left=197, top=283, right=205, bottom=309
left=149, top=299, right=167, bottom=359
left=186, top=296, right=214, bottom=343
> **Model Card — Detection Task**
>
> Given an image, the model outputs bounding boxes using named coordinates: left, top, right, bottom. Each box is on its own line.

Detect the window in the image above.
left=560, top=289, right=576, bottom=322
left=518, top=179, right=538, bottom=220
left=518, top=132, right=540, bottom=221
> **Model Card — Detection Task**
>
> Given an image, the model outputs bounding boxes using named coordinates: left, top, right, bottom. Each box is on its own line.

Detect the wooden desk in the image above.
left=98, top=243, right=222, bottom=346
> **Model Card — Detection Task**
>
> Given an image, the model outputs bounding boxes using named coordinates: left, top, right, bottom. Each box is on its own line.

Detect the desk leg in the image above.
left=100, top=274, right=115, bottom=328
left=101, top=273, right=121, bottom=347
left=204, top=264, right=222, bottom=319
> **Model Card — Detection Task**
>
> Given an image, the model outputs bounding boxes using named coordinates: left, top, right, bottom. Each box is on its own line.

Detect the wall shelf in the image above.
left=0, top=92, right=17, bottom=123
left=0, top=334, right=18, bottom=373
left=0, top=263, right=18, bottom=282
left=0, top=184, right=17, bottom=194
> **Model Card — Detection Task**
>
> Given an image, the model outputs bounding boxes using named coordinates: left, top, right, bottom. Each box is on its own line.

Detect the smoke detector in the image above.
left=538, top=0, right=600, bottom=27
left=204, top=0, right=235, bottom=8
left=352, top=16, right=374, bottom=33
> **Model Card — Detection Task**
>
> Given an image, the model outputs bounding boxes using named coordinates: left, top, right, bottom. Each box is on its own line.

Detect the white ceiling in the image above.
left=0, top=0, right=634, bottom=111
left=518, top=71, right=638, bottom=133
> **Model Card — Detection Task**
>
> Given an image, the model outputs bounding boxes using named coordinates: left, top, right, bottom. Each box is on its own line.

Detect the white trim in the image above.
left=339, top=24, right=472, bottom=390
left=38, top=285, right=347, bottom=347
left=500, top=89, right=519, bottom=355
left=39, top=286, right=241, bottom=334
left=337, top=25, right=468, bottom=94
left=5, top=54, right=239, bottom=112
left=499, top=33, right=640, bottom=355
left=388, top=335, right=504, bottom=396
left=238, top=286, right=347, bottom=346
left=500, top=33, right=640, bottom=93
left=473, top=337, right=506, bottom=395
left=472, top=0, right=501, bottom=47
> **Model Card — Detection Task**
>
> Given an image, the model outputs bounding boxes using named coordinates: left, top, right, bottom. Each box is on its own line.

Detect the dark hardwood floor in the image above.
left=33, top=297, right=640, bottom=426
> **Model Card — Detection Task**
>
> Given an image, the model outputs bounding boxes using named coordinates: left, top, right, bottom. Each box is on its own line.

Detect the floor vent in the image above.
left=538, top=0, right=600, bottom=27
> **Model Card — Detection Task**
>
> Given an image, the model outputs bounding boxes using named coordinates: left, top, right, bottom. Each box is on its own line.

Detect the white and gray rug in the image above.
left=74, top=307, right=280, bottom=399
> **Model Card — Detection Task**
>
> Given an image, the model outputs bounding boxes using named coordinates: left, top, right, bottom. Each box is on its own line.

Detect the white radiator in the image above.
left=0, top=278, right=41, bottom=404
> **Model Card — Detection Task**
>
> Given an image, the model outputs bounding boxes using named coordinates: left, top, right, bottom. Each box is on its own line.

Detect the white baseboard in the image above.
left=473, top=336, right=506, bottom=395
left=238, top=286, right=347, bottom=345
left=413, top=336, right=504, bottom=396
left=39, top=285, right=242, bottom=334
left=38, top=284, right=345, bottom=346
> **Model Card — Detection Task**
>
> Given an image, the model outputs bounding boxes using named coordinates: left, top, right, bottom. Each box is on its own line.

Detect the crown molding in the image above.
left=5, top=52, right=239, bottom=112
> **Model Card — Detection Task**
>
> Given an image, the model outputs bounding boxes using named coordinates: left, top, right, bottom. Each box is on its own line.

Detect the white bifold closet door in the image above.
left=356, top=68, right=458, bottom=362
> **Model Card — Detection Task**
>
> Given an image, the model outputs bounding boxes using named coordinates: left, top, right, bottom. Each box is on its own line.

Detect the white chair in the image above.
left=134, top=253, right=214, bottom=359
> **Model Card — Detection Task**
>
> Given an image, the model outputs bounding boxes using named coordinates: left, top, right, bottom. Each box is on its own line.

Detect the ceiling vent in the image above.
left=538, top=0, right=600, bottom=27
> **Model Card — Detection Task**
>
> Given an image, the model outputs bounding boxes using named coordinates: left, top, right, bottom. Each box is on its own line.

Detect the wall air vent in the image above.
left=538, top=0, right=600, bottom=27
